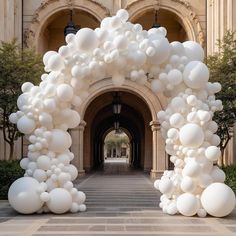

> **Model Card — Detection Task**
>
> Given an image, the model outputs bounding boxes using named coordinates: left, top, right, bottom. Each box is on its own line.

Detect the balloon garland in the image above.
left=8, top=9, right=235, bottom=216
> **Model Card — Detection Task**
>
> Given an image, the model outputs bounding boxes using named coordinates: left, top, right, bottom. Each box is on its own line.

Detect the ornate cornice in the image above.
left=31, top=0, right=110, bottom=24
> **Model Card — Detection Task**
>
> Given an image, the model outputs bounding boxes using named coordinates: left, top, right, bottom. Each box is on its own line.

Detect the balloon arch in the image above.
left=8, top=9, right=235, bottom=217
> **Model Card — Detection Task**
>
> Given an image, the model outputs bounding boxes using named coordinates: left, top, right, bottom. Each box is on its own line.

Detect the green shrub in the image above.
left=222, top=165, right=236, bottom=194
left=0, top=160, right=24, bottom=199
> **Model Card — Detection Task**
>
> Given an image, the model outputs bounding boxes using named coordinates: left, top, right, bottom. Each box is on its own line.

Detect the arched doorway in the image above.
left=83, top=91, right=153, bottom=172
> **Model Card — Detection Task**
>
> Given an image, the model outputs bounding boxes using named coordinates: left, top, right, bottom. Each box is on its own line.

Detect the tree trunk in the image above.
left=9, top=142, right=14, bottom=160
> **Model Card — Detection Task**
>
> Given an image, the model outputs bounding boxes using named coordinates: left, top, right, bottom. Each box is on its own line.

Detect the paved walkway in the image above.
left=0, top=161, right=236, bottom=235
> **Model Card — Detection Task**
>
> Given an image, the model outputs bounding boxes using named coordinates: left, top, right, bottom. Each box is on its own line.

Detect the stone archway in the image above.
left=126, top=0, right=205, bottom=46
left=71, top=78, right=167, bottom=177
left=24, top=0, right=110, bottom=52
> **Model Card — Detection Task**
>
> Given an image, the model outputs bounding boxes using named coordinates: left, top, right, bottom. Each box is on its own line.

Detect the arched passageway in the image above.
left=83, top=91, right=153, bottom=172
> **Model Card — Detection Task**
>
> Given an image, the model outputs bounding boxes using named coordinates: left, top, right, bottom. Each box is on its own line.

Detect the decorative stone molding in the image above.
left=78, top=77, right=166, bottom=121
left=126, top=0, right=205, bottom=46
left=24, top=0, right=110, bottom=50
left=150, top=120, right=160, bottom=131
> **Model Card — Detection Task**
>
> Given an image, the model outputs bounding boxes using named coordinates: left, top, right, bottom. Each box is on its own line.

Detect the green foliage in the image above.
left=222, top=165, right=236, bottom=195
left=206, top=31, right=236, bottom=157
left=0, top=40, right=43, bottom=159
left=105, top=131, right=129, bottom=150
left=0, top=160, right=24, bottom=199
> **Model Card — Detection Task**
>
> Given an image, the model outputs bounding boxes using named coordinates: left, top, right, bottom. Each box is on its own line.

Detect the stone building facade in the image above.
left=0, top=0, right=235, bottom=177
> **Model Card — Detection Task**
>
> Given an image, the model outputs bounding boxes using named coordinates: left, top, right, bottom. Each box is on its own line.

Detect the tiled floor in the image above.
left=0, top=161, right=235, bottom=235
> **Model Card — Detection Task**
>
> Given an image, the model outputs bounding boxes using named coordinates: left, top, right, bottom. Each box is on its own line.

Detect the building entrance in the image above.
left=83, top=91, right=153, bottom=172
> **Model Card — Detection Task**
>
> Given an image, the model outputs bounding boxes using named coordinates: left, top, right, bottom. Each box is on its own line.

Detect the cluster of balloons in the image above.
left=8, top=9, right=235, bottom=216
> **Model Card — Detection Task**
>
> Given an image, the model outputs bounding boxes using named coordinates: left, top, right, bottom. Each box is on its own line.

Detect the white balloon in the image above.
left=167, top=69, right=183, bottom=85
left=186, top=95, right=197, bottom=106
left=148, top=38, right=170, bottom=64
left=17, top=116, right=36, bottom=134
left=159, top=178, right=173, bottom=194
left=167, top=128, right=179, bottom=140
left=56, top=84, right=73, bottom=102
left=182, top=161, right=201, bottom=177
left=116, top=9, right=129, bottom=21
left=179, top=124, right=204, bottom=148
left=201, top=183, right=235, bottom=217
left=20, top=158, right=30, bottom=170
left=47, top=54, right=65, bottom=71
left=75, top=191, right=86, bottom=205
left=33, top=169, right=47, bottom=182
left=48, top=129, right=72, bottom=153
left=198, top=174, right=213, bottom=188
left=205, top=146, right=221, bottom=162
left=113, top=35, right=128, bottom=50
left=183, top=61, right=209, bottom=89
left=181, top=176, right=196, bottom=193
left=176, top=193, right=199, bottom=216
left=183, top=41, right=204, bottom=61
left=39, top=112, right=52, bottom=127
left=211, top=166, right=226, bottom=183
left=47, top=188, right=72, bottom=214
left=8, top=177, right=43, bottom=214
left=21, top=82, right=34, bottom=93
left=43, top=51, right=57, bottom=65
left=170, top=41, right=185, bottom=56
left=67, top=164, right=78, bottom=181
left=67, top=110, right=81, bottom=129
left=57, top=153, right=70, bottom=165
left=37, top=155, right=51, bottom=171
left=9, top=113, right=18, bottom=124
left=169, top=113, right=185, bottom=128
left=76, top=28, right=99, bottom=52
left=151, top=79, right=164, bottom=93
left=40, top=192, right=50, bottom=202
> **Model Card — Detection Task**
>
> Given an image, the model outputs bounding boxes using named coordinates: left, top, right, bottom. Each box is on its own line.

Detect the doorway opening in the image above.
left=104, top=130, right=130, bottom=164
left=83, top=90, right=153, bottom=173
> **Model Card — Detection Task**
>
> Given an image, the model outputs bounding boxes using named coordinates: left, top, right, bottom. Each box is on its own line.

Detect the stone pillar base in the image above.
left=78, top=170, right=85, bottom=177
left=150, top=170, right=164, bottom=179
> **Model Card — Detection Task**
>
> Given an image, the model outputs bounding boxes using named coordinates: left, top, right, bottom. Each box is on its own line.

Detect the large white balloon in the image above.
left=76, top=28, right=99, bottom=52
left=179, top=123, right=204, bottom=148
left=47, top=188, right=72, bottom=214
left=8, top=177, right=43, bottom=214
left=201, top=183, right=235, bottom=217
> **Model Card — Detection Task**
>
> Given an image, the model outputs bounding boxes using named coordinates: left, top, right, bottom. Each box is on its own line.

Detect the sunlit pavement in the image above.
left=0, top=161, right=235, bottom=235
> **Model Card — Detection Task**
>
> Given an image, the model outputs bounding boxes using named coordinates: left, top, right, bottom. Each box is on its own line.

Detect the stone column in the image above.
left=71, top=120, right=86, bottom=176
left=150, top=121, right=166, bottom=179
